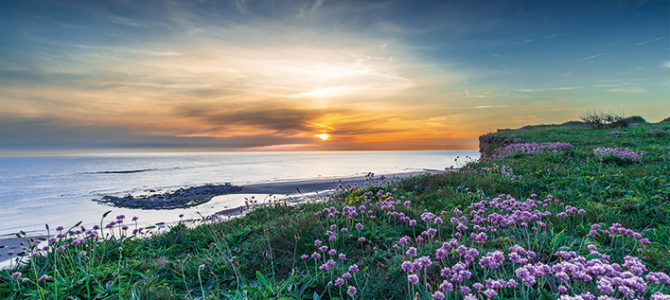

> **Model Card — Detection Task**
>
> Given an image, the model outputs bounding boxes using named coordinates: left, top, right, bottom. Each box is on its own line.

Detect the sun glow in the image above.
left=315, top=133, right=330, bottom=141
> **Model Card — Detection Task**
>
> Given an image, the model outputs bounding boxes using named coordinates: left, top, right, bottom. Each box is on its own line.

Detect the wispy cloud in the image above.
left=517, top=86, right=580, bottom=93
left=518, top=88, right=544, bottom=93
left=607, top=88, right=645, bottom=94
left=145, top=51, right=181, bottom=57
left=311, top=0, right=326, bottom=19
left=108, top=16, right=142, bottom=27
left=474, top=105, right=508, bottom=109
left=580, top=52, right=606, bottom=61
left=662, top=61, right=670, bottom=68
left=464, top=89, right=490, bottom=98
left=635, top=36, right=664, bottom=46
left=550, top=86, right=581, bottom=91
left=231, top=0, right=247, bottom=13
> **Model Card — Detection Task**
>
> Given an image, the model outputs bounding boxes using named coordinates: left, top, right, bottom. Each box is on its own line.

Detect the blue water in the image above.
left=0, top=151, right=478, bottom=236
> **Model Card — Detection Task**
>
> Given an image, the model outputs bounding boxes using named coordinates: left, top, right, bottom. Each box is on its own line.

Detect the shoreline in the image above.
left=1, top=169, right=440, bottom=263
left=92, top=170, right=441, bottom=210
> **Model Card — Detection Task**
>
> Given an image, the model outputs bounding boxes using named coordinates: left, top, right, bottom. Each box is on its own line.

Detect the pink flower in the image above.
left=347, top=286, right=357, bottom=296
left=407, top=274, right=419, bottom=284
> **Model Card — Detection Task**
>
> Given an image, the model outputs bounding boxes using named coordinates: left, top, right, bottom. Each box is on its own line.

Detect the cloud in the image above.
left=517, top=86, right=580, bottom=93
left=607, top=88, right=645, bottom=94
left=231, top=0, right=247, bottom=13
left=175, top=103, right=346, bottom=135
left=0, top=115, right=316, bottom=151
left=662, top=61, right=670, bottom=68
left=474, top=105, right=508, bottom=109
left=635, top=36, right=664, bottom=46
left=108, top=16, right=142, bottom=27
left=549, top=86, right=580, bottom=91
left=311, top=0, right=326, bottom=19
left=518, top=88, right=544, bottom=93
left=580, top=52, right=606, bottom=61
left=464, top=89, right=490, bottom=98
left=145, top=51, right=181, bottom=57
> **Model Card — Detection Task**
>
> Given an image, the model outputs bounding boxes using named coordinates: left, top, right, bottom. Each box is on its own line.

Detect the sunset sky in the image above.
left=1, top=0, right=668, bottom=153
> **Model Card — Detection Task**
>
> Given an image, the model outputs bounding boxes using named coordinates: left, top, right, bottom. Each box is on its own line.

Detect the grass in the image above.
left=1, top=121, right=669, bottom=299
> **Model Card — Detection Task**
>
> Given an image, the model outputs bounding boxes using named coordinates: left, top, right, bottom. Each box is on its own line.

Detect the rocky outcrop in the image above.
left=478, top=134, right=515, bottom=158
left=94, top=183, right=242, bottom=209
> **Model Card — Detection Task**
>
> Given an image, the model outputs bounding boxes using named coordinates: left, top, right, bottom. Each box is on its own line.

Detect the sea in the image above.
left=0, top=151, right=478, bottom=237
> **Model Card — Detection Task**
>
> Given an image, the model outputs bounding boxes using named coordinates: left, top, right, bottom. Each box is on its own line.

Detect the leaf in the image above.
left=540, top=287, right=556, bottom=300
left=551, top=229, right=565, bottom=248
left=313, top=292, right=320, bottom=300
left=256, top=271, right=270, bottom=288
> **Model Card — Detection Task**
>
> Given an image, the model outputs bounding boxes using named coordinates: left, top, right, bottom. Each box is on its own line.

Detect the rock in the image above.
left=93, top=183, right=243, bottom=210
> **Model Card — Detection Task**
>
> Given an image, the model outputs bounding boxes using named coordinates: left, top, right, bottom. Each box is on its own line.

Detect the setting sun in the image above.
left=315, top=133, right=330, bottom=141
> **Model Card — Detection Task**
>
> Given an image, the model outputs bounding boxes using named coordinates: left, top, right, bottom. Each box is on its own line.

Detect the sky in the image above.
left=1, top=0, right=669, bottom=153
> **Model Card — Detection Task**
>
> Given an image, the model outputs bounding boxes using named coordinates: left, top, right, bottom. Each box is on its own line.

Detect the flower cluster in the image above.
left=313, top=184, right=670, bottom=299
left=593, top=147, right=646, bottom=161
left=499, top=142, right=574, bottom=155
left=647, top=129, right=670, bottom=136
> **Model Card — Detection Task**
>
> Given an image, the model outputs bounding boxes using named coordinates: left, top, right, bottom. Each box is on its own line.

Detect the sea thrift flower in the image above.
left=406, top=247, right=417, bottom=257
left=501, top=142, right=573, bottom=155
left=593, top=147, right=645, bottom=161
left=358, top=237, right=366, bottom=243
left=38, top=275, right=50, bottom=282
left=355, top=223, right=364, bottom=230
left=408, top=274, right=419, bottom=284
left=483, top=288, right=497, bottom=298
left=349, top=264, right=360, bottom=273
left=11, top=272, right=21, bottom=280
left=347, top=286, right=357, bottom=296
left=432, top=291, right=446, bottom=300
left=440, top=280, right=454, bottom=292
left=334, top=278, right=345, bottom=287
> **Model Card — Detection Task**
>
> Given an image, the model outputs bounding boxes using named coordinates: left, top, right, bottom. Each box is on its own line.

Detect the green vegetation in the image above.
left=1, top=120, right=669, bottom=299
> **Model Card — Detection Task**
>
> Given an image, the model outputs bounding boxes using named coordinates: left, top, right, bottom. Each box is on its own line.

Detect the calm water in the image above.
left=0, top=151, right=478, bottom=236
